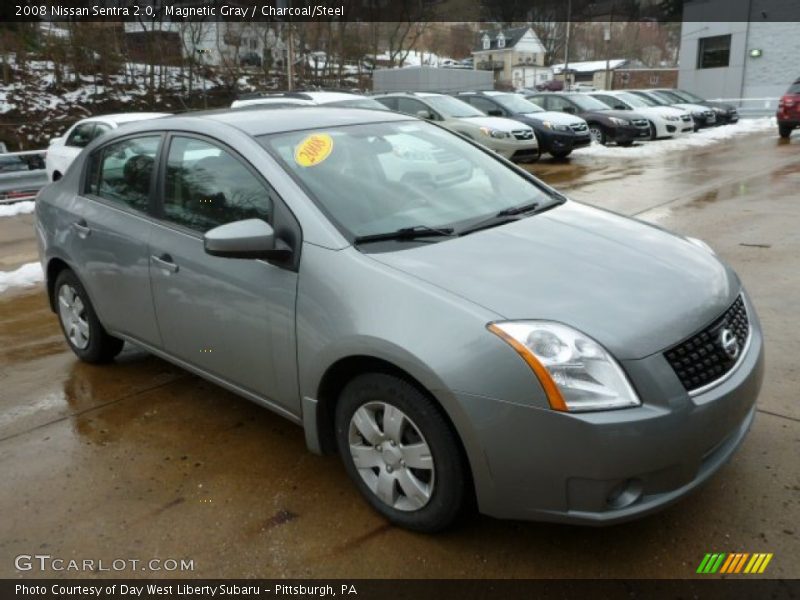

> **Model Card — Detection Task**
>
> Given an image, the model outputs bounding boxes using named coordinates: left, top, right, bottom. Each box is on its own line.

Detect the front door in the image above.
left=148, top=134, right=299, bottom=415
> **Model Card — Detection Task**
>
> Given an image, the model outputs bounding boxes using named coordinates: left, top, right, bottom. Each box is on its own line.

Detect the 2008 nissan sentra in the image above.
left=35, top=107, right=764, bottom=532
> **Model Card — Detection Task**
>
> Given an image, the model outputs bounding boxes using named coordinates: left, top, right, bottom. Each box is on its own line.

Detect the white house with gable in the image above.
left=472, top=27, right=547, bottom=86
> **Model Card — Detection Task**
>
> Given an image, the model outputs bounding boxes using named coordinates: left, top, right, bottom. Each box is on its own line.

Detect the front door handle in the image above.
left=151, top=254, right=179, bottom=274
left=72, top=220, right=91, bottom=239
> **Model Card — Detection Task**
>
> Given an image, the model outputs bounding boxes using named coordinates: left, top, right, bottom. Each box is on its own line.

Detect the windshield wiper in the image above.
left=353, top=225, right=456, bottom=244
left=459, top=201, right=540, bottom=236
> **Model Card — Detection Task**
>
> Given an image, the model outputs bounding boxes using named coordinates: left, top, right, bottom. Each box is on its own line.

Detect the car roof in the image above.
left=300, top=91, right=363, bottom=103
left=232, top=97, right=313, bottom=107
left=151, top=106, right=414, bottom=136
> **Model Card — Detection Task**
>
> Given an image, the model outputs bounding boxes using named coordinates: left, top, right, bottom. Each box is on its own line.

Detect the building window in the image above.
left=697, top=34, right=731, bottom=69
left=482, top=34, right=490, bottom=50
left=497, top=32, right=505, bottom=49
left=649, top=74, right=659, bottom=85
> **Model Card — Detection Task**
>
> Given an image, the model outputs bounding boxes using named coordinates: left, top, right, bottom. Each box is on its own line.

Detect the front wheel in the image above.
left=648, top=121, right=657, bottom=140
left=550, top=149, right=572, bottom=159
left=588, top=125, right=607, bottom=145
left=335, top=373, right=469, bottom=532
left=779, top=124, right=793, bottom=139
left=54, top=269, right=124, bottom=363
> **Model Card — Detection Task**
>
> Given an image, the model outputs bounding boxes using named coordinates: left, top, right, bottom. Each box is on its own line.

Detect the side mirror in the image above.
left=416, top=109, right=433, bottom=120
left=204, top=219, right=291, bottom=260
left=562, top=106, right=576, bottom=114
left=487, top=109, right=503, bottom=117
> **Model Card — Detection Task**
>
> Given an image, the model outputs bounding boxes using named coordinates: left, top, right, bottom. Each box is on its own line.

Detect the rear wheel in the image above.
left=335, top=373, right=468, bottom=532
left=54, top=269, right=124, bottom=363
left=779, top=124, right=793, bottom=139
left=648, top=121, right=657, bottom=140
left=588, top=124, right=607, bottom=145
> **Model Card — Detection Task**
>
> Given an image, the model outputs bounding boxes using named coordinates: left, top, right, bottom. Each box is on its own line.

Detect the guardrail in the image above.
left=709, top=97, right=777, bottom=118
left=0, top=149, right=48, bottom=204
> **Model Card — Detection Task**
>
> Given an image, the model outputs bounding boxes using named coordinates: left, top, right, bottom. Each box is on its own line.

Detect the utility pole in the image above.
left=604, top=24, right=611, bottom=90
left=564, top=0, right=571, bottom=90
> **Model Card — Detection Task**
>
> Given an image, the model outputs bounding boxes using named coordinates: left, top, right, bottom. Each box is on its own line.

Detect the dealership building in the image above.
left=678, top=0, right=800, bottom=110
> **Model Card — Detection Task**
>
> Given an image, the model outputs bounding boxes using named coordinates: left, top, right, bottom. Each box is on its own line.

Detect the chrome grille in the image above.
left=632, top=119, right=649, bottom=128
left=570, top=122, right=588, bottom=133
left=664, top=295, right=750, bottom=393
left=512, top=129, right=534, bottom=140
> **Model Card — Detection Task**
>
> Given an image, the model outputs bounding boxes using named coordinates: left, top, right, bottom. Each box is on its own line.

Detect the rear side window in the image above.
left=527, top=96, right=547, bottom=109
left=162, top=136, right=272, bottom=233
left=86, top=136, right=160, bottom=212
left=788, top=82, right=800, bottom=94
left=66, top=122, right=97, bottom=148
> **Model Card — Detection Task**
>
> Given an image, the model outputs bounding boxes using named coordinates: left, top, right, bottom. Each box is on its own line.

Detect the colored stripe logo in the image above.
left=696, top=552, right=773, bottom=574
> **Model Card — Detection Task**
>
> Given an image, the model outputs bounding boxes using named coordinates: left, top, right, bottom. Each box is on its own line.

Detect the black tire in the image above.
left=550, top=149, right=572, bottom=159
left=54, top=269, right=124, bottom=363
left=588, top=124, right=607, bottom=145
left=779, top=124, right=793, bottom=139
left=335, top=373, right=469, bottom=533
left=648, top=121, right=657, bottom=141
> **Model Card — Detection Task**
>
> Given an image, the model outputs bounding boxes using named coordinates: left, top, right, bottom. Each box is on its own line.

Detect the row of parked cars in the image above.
left=44, top=87, right=742, bottom=181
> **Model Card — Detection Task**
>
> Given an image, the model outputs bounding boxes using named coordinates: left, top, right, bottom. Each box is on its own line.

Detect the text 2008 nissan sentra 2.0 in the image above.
left=35, top=107, right=764, bottom=532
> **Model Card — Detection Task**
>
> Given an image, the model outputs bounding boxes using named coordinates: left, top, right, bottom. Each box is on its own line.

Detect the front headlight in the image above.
left=665, top=115, right=679, bottom=122
left=609, top=117, right=630, bottom=126
left=692, top=111, right=704, bottom=118
left=542, top=121, right=571, bottom=132
left=488, top=321, right=641, bottom=412
left=479, top=127, right=510, bottom=139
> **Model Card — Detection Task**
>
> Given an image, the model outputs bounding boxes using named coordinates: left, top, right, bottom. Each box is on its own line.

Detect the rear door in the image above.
left=68, top=133, right=163, bottom=345
left=148, top=134, right=300, bottom=415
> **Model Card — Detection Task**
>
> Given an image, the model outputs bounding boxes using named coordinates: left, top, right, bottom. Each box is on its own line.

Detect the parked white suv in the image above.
left=589, top=91, right=694, bottom=139
left=46, top=113, right=168, bottom=182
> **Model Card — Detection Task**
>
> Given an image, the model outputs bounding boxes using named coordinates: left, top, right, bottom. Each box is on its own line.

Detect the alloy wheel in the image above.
left=58, top=283, right=90, bottom=350
left=589, top=127, right=605, bottom=144
left=348, top=401, right=435, bottom=511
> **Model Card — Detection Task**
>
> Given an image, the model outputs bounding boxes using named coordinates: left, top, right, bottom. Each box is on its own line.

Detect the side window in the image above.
left=66, top=122, right=97, bottom=148
left=163, top=137, right=272, bottom=233
left=92, top=123, right=112, bottom=141
left=528, top=96, right=547, bottom=110
left=593, top=94, right=617, bottom=108
left=375, top=97, right=398, bottom=111
left=470, top=96, right=500, bottom=114
left=547, top=96, right=573, bottom=112
left=87, top=136, right=160, bottom=212
left=396, top=98, right=429, bottom=117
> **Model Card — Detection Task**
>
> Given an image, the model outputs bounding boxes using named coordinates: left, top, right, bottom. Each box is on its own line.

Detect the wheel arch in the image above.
left=46, top=257, right=72, bottom=312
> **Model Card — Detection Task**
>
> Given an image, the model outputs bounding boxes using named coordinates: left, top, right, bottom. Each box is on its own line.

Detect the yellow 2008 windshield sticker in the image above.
left=294, top=133, right=334, bottom=167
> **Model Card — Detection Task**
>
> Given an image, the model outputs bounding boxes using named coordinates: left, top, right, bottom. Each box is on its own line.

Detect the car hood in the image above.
left=459, top=116, right=532, bottom=132
left=521, top=111, right=586, bottom=127
left=674, top=103, right=713, bottom=114
left=704, top=101, right=737, bottom=113
left=369, top=201, right=739, bottom=360
left=582, top=109, right=645, bottom=121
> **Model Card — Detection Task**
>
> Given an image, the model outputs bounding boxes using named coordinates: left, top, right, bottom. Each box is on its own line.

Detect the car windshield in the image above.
left=616, top=92, right=650, bottom=108
left=633, top=92, right=664, bottom=107
left=653, top=90, right=683, bottom=103
left=567, top=94, right=611, bottom=111
left=648, top=91, right=676, bottom=105
left=423, top=95, right=485, bottom=118
left=492, top=94, right=544, bottom=114
left=673, top=89, right=704, bottom=102
left=260, top=120, right=559, bottom=244
left=325, top=98, right=390, bottom=110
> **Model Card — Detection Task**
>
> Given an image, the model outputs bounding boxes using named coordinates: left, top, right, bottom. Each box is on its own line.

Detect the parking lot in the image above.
left=1, top=126, right=798, bottom=579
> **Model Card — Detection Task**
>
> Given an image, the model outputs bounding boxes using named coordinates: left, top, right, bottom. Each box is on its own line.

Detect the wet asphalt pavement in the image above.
left=1, top=129, right=798, bottom=579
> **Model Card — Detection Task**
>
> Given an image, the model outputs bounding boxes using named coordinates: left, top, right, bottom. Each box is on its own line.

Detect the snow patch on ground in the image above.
left=576, top=118, right=776, bottom=159
left=0, top=262, right=44, bottom=293
left=0, top=201, right=36, bottom=217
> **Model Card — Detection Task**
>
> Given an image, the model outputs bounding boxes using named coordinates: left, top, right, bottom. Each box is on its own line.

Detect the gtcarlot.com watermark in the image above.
left=14, top=554, right=195, bottom=573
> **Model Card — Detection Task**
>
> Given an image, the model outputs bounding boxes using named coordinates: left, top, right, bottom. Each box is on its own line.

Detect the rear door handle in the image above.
left=151, top=254, right=179, bottom=274
left=71, top=220, right=91, bottom=239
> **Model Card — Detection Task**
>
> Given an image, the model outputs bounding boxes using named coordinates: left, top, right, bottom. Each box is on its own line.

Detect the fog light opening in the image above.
left=606, top=478, right=643, bottom=509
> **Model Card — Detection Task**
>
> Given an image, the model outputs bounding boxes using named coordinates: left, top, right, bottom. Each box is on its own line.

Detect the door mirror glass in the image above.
left=204, top=219, right=290, bottom=260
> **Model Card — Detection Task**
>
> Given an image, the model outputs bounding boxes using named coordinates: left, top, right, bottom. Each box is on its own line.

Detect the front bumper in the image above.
left=490, top=137, right=539, bottom=162
left=457, top=299, right=764, bottom=524
left=537, top=130, right=591, bottom=155
left=613, top=124, right=650, bottom=143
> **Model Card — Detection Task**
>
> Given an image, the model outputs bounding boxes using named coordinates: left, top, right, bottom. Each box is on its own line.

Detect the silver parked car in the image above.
left=36, top=107, right=763, bottom=532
